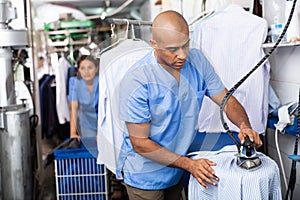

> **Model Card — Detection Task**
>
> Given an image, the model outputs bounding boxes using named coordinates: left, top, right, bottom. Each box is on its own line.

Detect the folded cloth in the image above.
left=44, top=138, right=81, bottom=168
left=188, top=145, right=282, bottom=200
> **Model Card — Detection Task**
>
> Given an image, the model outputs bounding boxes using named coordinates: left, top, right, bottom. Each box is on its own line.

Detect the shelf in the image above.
left=263, top=41, right=300, bottom=48
left=45, top=28, right=92, bottom=47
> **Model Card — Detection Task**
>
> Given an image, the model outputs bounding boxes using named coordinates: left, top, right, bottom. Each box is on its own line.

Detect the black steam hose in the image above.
left=285, top=88, right=300, bottom=200
left=220, top=0, right=298, bottom=154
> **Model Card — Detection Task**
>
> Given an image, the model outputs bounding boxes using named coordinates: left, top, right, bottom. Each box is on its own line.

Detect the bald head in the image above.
left=152, top=10, right=189, bottom=43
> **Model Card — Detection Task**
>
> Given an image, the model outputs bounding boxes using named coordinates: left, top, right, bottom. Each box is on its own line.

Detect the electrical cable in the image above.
left=105, top=0, right=133, bottom=18
left=285, top=87, right=300, bottom=200
left=274, top=102, right=298, bottom=197
left=220, top=0, right=298, bottom=153
left=275, top=127, right=288, bottom=191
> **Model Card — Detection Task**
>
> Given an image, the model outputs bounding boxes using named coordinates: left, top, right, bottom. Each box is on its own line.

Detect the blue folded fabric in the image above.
left=188, top=132, right=239, bottom=153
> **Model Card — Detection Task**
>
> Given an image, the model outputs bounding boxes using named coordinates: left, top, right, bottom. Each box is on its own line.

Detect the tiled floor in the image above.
left=37, top=135, right=62, bottom=200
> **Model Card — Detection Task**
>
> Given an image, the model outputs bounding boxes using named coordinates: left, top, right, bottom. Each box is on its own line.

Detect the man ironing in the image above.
left=117, top=10, right=262, bottom=200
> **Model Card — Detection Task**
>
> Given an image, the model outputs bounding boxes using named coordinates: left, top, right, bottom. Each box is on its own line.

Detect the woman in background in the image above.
left=68, top=55, right=99, bottom=140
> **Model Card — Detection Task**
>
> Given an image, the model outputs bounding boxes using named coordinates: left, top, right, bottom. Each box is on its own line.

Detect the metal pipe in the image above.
left=107, top=18, right=152, bottom=26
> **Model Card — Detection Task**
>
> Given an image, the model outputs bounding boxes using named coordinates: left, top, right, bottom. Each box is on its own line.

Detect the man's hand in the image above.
left=238, top=127, right=262, bottom=148
left=188, top=158, right=219, bottom=189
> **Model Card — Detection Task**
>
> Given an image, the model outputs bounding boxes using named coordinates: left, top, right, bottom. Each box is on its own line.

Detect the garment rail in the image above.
left=97, top=18, right=151, bottom=57
left=107, top=18, right=152, bottom=26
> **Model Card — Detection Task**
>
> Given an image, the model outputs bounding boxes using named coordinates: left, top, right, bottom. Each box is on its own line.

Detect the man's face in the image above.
left=152, top=28, right=190, bottom=71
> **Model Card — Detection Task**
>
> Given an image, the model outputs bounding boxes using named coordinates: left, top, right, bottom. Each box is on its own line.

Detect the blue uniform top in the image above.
left=68, top=75, right=99, bottom=138
left=117, top=48, right=224, bottom=190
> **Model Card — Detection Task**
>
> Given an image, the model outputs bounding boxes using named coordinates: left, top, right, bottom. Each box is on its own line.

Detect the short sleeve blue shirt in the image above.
left=68, top=75, right=99, bottom=137
left=117, top=48, right=224, bottom=189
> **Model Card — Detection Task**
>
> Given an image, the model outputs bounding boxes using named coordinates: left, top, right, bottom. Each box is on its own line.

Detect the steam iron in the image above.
left=235, top=137, right=262, bottom=170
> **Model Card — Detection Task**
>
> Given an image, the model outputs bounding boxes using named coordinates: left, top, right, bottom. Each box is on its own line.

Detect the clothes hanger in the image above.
left=188, top=10, right=215, bottom=27
left=130, top=24, right=141, bottom=41
left=98, top=19, right=130, bottom=56
left=131, top=24, right=136, bottom=40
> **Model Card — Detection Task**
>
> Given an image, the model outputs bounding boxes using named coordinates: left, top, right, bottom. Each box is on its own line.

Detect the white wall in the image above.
left=269, top=47, right=300, bottom=105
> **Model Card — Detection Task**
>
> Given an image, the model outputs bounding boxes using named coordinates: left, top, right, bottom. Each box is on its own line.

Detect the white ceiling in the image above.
left=43, top=0, right=144, bottom=8
left=32, top=0, right=146, bottom=16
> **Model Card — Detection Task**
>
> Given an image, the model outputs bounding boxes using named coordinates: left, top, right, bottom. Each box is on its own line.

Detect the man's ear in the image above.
left=150, top=39, right=157, bottom=48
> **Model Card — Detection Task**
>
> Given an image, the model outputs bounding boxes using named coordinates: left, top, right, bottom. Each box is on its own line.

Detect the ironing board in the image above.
left=188, top=145, right=282, bottom=200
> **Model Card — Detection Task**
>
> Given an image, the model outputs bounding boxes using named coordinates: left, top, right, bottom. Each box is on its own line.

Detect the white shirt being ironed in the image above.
left=188, top=145, right=282, bottom=200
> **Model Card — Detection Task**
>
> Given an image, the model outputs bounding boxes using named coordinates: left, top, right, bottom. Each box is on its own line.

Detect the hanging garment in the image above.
left=188, top=145, right=282, bottom=200
left=54, top=57, right=70, bottom=124
left=39, top=74, right=58, bottom=139
left=192, top=4, right=270, bottom=134
left=67, top=65, right=77, bottom=96
left=39, top=74, right=70, bottom=140
left=39, top=74, right=51, bottom=137
left=97, top=39, right=152, bottom=174
left=37, top=65, right=48, bottom=80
